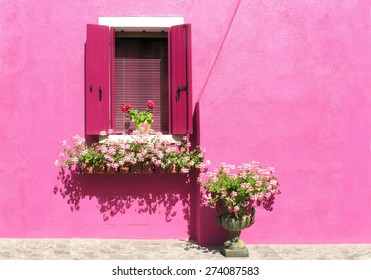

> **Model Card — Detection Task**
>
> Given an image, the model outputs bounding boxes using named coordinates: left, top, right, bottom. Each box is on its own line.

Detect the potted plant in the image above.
left=56, top=131, right=208, bottom=175
left=91, top=143, right=106, bottom=173
left=198, top=161, right=281, bottom=257
left=120, top=100, right=155, bottom=134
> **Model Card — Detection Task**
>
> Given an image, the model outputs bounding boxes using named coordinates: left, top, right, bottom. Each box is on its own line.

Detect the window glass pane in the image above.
left=114, top=37, right=168, bottom=134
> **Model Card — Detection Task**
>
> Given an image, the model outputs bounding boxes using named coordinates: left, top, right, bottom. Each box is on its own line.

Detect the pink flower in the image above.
left=120, top=103, right=132, bottom=113
left=59, top=140, right=67, bottom=146
left=231, top=191, right=238, bottom=198
left=270, top=179, right=278, bottom=186
left=228, top=206, right=233, bottom=213
left=146, top=100, right=155, bottom=109
left=233, top=206, right=240, bottom=213
left=180, top=167, right=190, bottom=173
left=108, top=147, right=116, bottom=156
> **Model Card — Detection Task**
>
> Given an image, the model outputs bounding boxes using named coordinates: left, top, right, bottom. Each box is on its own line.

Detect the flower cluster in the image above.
left=198, top=161, right=281, bottom=218
left=55, top=130, right=208, bottom=173
left=55, top=135, right=88, bottom=169
left=121, top=100, right=155, bottom=130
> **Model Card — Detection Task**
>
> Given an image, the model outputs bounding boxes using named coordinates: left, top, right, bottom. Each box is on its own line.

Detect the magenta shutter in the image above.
left=168, top=24, right=193, bottom=134
left=85, top=24, right=111, bottom=135
left=110, top=27, right=116, bottom=131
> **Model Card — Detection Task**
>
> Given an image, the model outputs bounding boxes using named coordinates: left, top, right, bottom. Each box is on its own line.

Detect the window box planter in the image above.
left=130, top=163, right=142, bottom=174
left=167, top=164, right=179, bottom=173
left=82, top=163, right=94, bottom=174
left=106, top=166, right=117, bottom=173
left=120, top=163, right=130, bottom=174
left=155, top=166, right=166, bottom=173
left=143, top=163, right=154, bottom=173
left=79, top=162, right=187, bottom=174
left=56, top=132, right=208, bottom=175
left=94, top=164, right=105, bottom=173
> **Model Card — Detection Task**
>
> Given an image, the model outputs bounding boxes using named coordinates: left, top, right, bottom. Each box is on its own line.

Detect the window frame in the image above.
left=85, top=17, right=192, bottom=136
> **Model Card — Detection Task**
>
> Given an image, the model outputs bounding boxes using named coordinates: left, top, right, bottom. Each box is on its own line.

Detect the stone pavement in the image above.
left=0, top=239, right=370, bottom=260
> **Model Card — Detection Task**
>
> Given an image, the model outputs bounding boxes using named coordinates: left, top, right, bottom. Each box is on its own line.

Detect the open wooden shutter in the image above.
left=85, top=24, right=112, bottom=135
left=168, top=24, right=193, bottom=134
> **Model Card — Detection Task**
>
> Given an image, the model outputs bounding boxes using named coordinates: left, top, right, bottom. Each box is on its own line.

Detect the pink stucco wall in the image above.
left=1, top=0, right=370, bottom=245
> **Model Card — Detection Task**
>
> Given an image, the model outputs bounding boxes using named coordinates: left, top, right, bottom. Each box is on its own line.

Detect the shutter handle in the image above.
left=89, top=84, right=93, bottom=93
left=99, top=86, right=102, bottom=101
left=176, top=86, right=181, bottom=101
left=176, top=85, right=187, bottom=101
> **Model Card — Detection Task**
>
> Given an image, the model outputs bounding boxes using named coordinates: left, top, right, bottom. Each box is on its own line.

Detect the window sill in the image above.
left=99, top=134, right=182, bottom=143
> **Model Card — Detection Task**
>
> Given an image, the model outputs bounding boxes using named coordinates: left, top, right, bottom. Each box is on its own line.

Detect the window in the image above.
left=115, top=35, right=168, bottom=133
left=85, top=20, right=192, bottom=136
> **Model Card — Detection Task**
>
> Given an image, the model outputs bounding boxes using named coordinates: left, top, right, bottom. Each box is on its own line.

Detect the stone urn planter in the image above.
left=216, top=208, right=255, bottom=257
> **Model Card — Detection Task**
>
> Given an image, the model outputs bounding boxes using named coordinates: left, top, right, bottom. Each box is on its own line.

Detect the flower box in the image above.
left=155, top=166, right=166, bottom=173
left=106, top=166, right=117, bottom=173
left=143, top=163, right=154, bottom=173
left=93, top=164, right=105, bottom=173
left=130, top=163, right=142, bottom=174
left=82, top=163, right=93, bottom=174
left=167, top=164, right=179, bottom=173
left=56, top=132, right=209, bottom=175
left=119, top=163, right=130, bottom=173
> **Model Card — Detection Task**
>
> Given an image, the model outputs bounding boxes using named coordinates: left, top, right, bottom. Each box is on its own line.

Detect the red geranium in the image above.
left=120, top=103, right=132, bottom=113
left=146, top=100, right=155, bottom=109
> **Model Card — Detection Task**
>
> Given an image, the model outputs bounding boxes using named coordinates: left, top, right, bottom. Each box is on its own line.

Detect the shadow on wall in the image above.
left=54, top=168, right=196, bottom=231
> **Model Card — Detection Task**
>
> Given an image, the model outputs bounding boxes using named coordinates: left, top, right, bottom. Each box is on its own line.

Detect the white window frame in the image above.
left=98, top=16, right=185, bottom=142
left=99, top=16, right=184, bottom=32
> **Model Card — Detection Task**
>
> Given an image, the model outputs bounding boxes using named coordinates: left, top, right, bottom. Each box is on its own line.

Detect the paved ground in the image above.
left=0, top=239, right=370, bottom=260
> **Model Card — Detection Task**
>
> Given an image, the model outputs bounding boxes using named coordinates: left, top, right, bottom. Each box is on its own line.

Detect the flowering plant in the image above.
left=55, top=135, right=89, bottom=168
left=55, top=130, right=209, bottom=174
left=120, top=100, right=155, bottom=130
left=198, top=161, right=281, bottom=218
